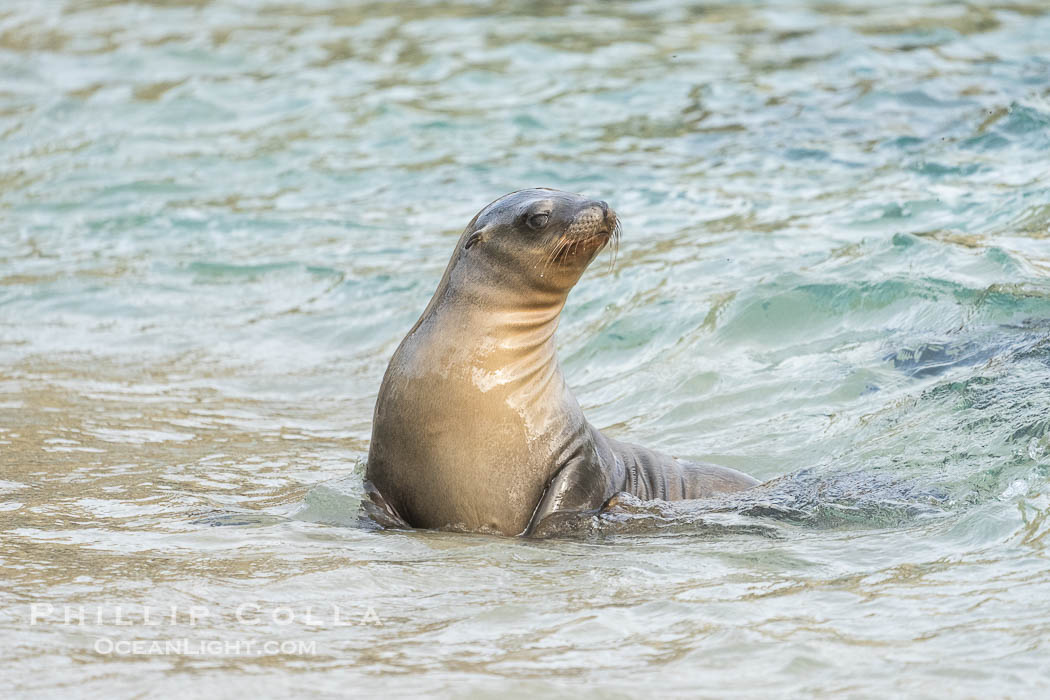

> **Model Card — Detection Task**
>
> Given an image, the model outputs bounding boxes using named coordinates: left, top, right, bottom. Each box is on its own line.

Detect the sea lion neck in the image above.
left=433, top=243, right=570, bottom=330
left=438, top=260, right=568, bottom=354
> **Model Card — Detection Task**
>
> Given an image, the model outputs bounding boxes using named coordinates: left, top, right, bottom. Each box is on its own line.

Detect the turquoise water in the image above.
left=2, top=0, right=1050, bottom=695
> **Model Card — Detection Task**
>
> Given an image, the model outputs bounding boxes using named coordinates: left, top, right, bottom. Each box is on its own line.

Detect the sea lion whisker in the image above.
left=542, top=234, right=570, bottom=273
left=547, top=235, right=568, bottom=268
left=608, top=221, right=621, bottom=273
left=540, top=235, right=557, bottom=267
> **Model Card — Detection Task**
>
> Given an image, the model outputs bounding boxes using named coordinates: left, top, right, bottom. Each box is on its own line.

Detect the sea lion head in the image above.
left=453, top=188, right=620, bottom=297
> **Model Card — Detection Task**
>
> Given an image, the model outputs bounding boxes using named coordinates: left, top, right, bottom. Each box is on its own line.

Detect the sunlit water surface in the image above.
left=2, top=0, right=1050, bottom=696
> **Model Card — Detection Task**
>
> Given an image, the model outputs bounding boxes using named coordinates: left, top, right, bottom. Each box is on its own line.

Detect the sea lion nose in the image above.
left=599, top=200, right=609, bottom=219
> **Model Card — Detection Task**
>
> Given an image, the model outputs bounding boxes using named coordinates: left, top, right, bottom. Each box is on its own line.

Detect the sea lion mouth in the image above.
left=543, top=205, right=621, bottom=270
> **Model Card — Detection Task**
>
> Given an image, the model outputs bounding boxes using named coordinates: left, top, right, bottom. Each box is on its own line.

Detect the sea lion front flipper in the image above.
left=361, top=480, right=411, bottom=529
left=522, top=454, right=615, bottom=536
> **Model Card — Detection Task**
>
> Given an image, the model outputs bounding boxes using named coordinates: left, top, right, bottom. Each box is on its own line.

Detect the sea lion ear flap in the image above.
left=464, top=224, right=491, bottom=250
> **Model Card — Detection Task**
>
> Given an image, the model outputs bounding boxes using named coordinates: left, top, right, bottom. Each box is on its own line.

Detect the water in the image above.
left=2, top=0, right=1050, bottom=695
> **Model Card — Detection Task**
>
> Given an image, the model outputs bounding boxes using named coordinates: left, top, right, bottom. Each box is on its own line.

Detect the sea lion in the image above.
left=364, top=188, right=759, bottom=536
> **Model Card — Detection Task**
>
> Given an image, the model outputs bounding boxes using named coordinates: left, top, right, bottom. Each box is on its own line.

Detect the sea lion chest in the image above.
left=366, top=316, right=584, bottom=535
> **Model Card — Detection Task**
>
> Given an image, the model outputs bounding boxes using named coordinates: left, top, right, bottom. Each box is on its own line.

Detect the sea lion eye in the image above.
left=528, top=213, right=550, bottom=229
